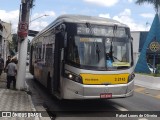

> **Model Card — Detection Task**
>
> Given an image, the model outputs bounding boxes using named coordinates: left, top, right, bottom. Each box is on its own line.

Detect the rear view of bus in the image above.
left=61, top=15, right=135, bottom=99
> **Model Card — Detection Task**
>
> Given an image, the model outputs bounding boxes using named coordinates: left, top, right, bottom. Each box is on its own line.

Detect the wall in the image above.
left=131, top=31, right=140, bottom=67
left=0, top=20, right=12, bottom=63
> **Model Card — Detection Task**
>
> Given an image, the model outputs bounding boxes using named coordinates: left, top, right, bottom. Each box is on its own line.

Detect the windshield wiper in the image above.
left=86, top=22, right=101, bottom=62
left=96, top=44, right=101, bottom=61
left=108, top=25, right=118, bottom=61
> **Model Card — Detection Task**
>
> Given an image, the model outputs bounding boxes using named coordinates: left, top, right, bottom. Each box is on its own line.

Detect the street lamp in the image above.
left=30, top=14, right=49, bottom=23
left=28, top=14, right=49, bottom=38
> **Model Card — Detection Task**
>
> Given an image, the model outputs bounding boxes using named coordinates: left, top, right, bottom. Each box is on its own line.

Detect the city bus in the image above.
left=29, top=14, right=135, bottom=99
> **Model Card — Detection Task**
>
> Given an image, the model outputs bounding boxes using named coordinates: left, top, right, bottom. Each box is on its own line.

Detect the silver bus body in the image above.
left=61, top=65, right=134, bottom=99
left=30, top=14, right=135, bottom=100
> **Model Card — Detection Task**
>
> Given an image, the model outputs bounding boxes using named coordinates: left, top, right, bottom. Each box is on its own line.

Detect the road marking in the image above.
left=134, top=87, right=145, bottom=92
left=135, top=87, right=160, bottom=100
left=113, top=104, right=128, bottom=111
left=155, top=95, right=160, bottom=99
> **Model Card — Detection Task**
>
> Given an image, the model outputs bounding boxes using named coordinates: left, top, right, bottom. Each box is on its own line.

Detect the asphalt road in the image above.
left=26, top=72, right=160, bottom=120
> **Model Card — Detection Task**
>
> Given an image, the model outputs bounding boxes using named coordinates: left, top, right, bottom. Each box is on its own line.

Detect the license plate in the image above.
left=100, top=93, right=112, bottom=98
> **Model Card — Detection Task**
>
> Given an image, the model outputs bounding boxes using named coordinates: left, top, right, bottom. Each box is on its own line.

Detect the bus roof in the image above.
left=54, top=14, right=127, bottom=26
left=33, top=14, right=129, bottom=40
left=47, top=14, right=128, bottom=29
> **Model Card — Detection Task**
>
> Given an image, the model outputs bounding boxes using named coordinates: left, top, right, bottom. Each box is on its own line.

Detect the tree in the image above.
left=9, top=34, right=18, bottom=55
left=135, top=0, right=160, bottom=13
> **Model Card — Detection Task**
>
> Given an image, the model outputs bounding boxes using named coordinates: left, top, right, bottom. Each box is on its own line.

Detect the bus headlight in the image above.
left=64, top=71, right=82, bottom=84
left=128, top=73, right=135, bottom=83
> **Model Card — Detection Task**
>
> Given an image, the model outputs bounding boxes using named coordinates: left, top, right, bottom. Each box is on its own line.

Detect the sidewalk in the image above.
left=134, top=74, right=160, bottom=90
left=0, top=71, right=50, bottom=120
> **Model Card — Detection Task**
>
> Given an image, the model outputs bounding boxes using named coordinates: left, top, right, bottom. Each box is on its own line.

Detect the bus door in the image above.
left=29, top=45, right=34, bottom=75
left=53, top=32, right=63, bottom=93
left=53, top=24, right=66, bottom=96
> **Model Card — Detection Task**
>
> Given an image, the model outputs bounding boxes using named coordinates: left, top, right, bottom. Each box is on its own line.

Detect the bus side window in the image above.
left=67, top=37, right=80, bottom=64
left=45, top=44, right=53, bottom=67
left=38, top=47, right=41, bottom=59
left=74, top=45, right=80, bottom=64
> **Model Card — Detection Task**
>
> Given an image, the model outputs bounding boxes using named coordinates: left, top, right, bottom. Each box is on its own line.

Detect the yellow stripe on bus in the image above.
left=80, top=73, right=129, bottom=85
left=112, top=62, right=130, bottom=67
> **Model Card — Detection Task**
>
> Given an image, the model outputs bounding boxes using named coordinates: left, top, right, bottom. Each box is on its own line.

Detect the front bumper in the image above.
left=62, top=79, right=134, bottom=99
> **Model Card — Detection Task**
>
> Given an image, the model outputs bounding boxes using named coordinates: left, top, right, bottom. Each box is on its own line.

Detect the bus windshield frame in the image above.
left=66, top=23, right=133, bottom=71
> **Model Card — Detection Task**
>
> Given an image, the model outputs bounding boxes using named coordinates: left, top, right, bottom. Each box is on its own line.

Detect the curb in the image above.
left=25, top=81, right=40, bottom=120
left=134, top=74, right=160, bottom=90
left=28, top=95, right=41, bottom=120
left=25, top=78, right=51, bottom=120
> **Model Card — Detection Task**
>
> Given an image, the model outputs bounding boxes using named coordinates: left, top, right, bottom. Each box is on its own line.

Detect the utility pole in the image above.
left=16, top=0, right=33, bottom=90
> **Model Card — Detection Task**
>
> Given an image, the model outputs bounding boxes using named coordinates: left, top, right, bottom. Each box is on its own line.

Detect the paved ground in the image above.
left=134, top=85, right=160, bottom=100
left=0, top=72, right=48, bottom=120
left=134, top=74, right=160, bottom=100
left=135, top=74, right=160, bottom=90
left=0, top=71, right=160, bottom=120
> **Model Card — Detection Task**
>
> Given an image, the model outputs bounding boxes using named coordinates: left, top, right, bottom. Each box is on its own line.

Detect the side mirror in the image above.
left=64, top=33, right=67, bottom=48
left=61, top=48, right=65, bottom=76
left=60, top=24, right=66, bottom=32
left=61, top=48, right=64, bottom=61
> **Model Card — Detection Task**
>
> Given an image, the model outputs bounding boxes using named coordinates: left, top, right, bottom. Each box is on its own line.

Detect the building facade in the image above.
left=131, top=31, right=148, bottom=65
left=131, top=14, right=160, bottom=74
left=0, top=20, right=12, bottom=63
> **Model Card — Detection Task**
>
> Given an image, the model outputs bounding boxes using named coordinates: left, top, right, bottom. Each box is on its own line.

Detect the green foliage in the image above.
left=8, top=34, right=18, bottom=56
left=156, top=64, right=160, bottom=73
left=12, top=34, right=18, bottom=52
left=135, top=0, right=160, bottom=13
left=9, top=34, right=31, bottom=55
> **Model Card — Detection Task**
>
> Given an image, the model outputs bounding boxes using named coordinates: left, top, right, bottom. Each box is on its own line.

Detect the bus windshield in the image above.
left=67, top=27, right=132, bottom=70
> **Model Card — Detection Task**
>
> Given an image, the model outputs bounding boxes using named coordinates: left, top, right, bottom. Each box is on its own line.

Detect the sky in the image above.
left=0, top=0, right=157, bottom=34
